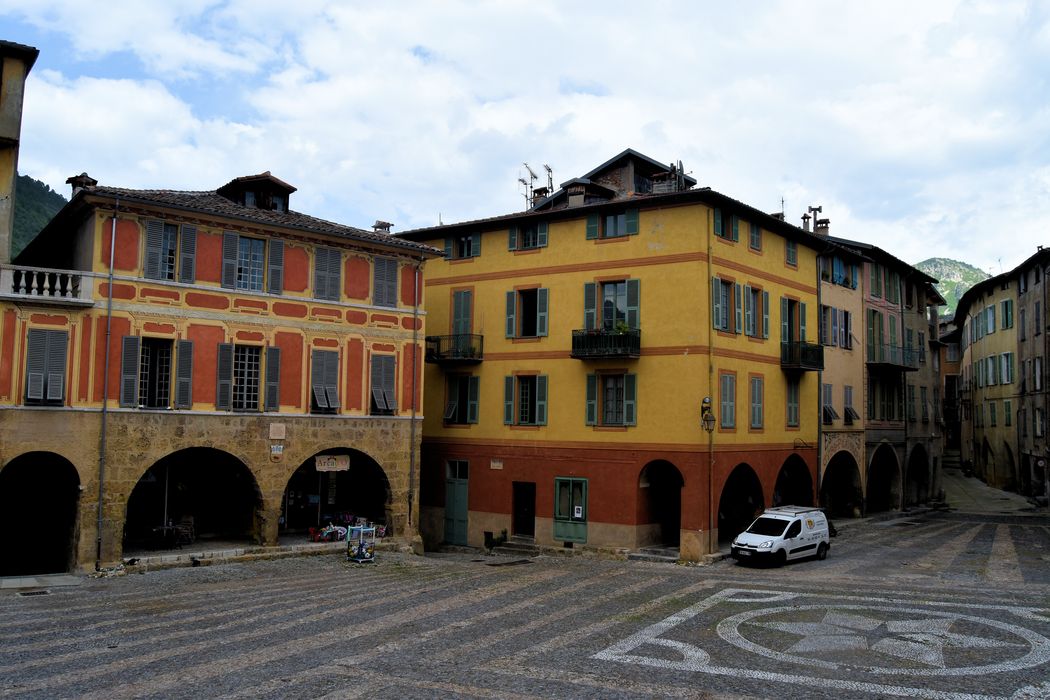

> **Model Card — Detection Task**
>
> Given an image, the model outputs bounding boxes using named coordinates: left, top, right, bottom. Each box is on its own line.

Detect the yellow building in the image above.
left=398, top=149, right=828, bottom=562
left=0, top=40, right=38, bottom=265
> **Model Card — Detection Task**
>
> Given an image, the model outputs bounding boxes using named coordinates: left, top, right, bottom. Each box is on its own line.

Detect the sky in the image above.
left=2, top=0, right=1049, bottom=275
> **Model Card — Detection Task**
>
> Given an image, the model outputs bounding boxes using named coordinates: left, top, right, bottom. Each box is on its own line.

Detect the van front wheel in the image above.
left=817, top=543, right=828, bottom=561
left=775, top=550, right=787, bottom=567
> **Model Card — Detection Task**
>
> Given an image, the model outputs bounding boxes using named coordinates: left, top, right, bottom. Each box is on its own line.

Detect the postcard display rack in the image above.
left=347, top=525, right=376, bottom=563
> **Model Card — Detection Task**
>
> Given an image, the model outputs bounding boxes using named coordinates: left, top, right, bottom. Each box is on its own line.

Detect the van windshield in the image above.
left=746, top=517, right=789, bottom=536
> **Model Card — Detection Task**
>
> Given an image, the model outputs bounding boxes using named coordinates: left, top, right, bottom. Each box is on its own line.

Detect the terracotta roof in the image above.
left=0, top=40, right=39, bottom=71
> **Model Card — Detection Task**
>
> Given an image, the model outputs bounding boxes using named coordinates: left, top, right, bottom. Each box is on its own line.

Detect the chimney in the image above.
left=801, top=212, right=811, bottom=232
left=372, top=220, right=393, bottom=234
left=66, top=172, right=97, bottom=198
left=531, top=186, right=549, bottom=208
left=770, top=212, right=785, bottom=221
left=814, top=218, right=830, bottom=236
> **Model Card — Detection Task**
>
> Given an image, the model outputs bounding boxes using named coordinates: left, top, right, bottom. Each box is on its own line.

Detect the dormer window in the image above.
left=272, top=194, right=285, bottom=212
left=245, top=191, right=256, bottom=208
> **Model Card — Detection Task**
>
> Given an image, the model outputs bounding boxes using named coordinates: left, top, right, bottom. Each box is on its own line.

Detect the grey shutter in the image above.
left=503, top=376, right=514, bottom=424
left=382, top=354, right=397, bottom=411
left=374, top=257, right=395, bottom=307
left=744, top=285, right=754, bottom=336
left=505, top=291, right=517, bottom=338
left=508, top=227, right=518, bottom=251
left=119, top=336, right=140, bottom=407
left=800, top=302, right=808, bottom=341
left=624, top=209, right=639, bottom=235
left=585, top=374, right=597, bottom=425
left=267, top=239, right=284, bottom=294
left=734, top=283, right=742, bottom=334
left=25, top=328, right=45, bottom=400
left=537, top=222, right=548, bottom=247
left=370, top=357, right=386, bottom=412
left=328, top=248, right=343, bottom=302
left=781, top=297, right=790, bottom=342
left=712, top=278, right=722, bottom=329
left=624, top=373, right=637, bottom=426
left=762, top=291, right=770, bottom=338
left=467, top=375, right=479, bottom=423
left=311, top=349, right=329, bottom=409
left=536, top=375, right=548, bottom=425
left=471, top=232, right=481, bottom=257
left=583, top=282, right=597, bottom=330
left=313, top=248, right=327, bottom=300
left=175, top=339, right=193, bottom=409
left=444, top=238, right=453, bottom=258
left=144, top=220, right=164, bottom=280
left=216, top=343, right=234, bottom=410
left=586, top=214, right=599, bottom=240
left=46, top=331, right=67, bottom=402
left=264, top=346, right=280, bottom=411
left=324, top=349, right=340, bottom=409
left=178, top=224, right=197, bottom=283
left=626, top=279, right=640, bottom=329
left=536, top=288, right=548, bottom=337
left=221, top=232, right=238, bottom=288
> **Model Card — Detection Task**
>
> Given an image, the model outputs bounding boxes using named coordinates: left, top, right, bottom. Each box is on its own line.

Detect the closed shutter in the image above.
left=781, top=297, right=790, bottom=342
left=444, top=238, right=453, bottom=258
left=144, top=220, right=164, bottom=280
left=374, top=257, right=395, bottom=307
left=624, top=209, right=639, bottom=235
left=586, top=214, right=599, bottom=240
left=744, top=285, right=754, bottom=336
left=467, top=375, right=479, bottom=423
left=731, top=215, right=739, bottom=241
left=712, top=278, right=722, bottom=330
left=535, top=375, right=548, bottom=425
left=267, top=239, right=284, bottom=294
left=714, top=208, right=723, bottom=236
left=313, top=248, right=327, bottom=300
left=734, top=283, right=742, bottom=334
left=178, top=224, right=197, bottom=283
left=46, top=331, right=67, bottom=402
left=381, top=354, right=397, bottom=410
left=583, top=282, right=597, bottom=330
left=586, top=374, right=597, bottom=425
left=762, top=291, right=770, bottom=338
left=626, top=279, right=640, bottom=329
left=263, top=346, right=280, bottom=411
left=505, top=291, right=517, bottom=338
left=471, top=232, right=481, bottom=257
left=25, top=329, right=45, bottom=400
left=508, top=227, right=518, bottom=251
left=175, top=340, right=193, bottom=409
left=504, top=376, right=514, bottom=424
left=119, top=336, right=141, bottom=407
left=324, top=349, right=339, bottom=409
left=312, top=349, right=329, bottom=409
left=831, top=307, right=839, bottom=346
left=537, top=222, right=548, bottom=247
left=624, top=373, right=637, bottom=426
left=536, top=288, right=548, bottom=337
left=800, top=302, right=807, bottom=341
left=370, top=357, right=386, bottom=412
left=216, top=343, right=234, bottom=410
left=328, top=247, right=343, bottom=302
left=221, top=232, right=238, bottom=288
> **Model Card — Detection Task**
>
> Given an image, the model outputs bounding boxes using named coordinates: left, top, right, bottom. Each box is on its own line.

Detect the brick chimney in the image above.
left=814, top=218, right=830, bottom=236
left=66, top=172, right=97, bottom=198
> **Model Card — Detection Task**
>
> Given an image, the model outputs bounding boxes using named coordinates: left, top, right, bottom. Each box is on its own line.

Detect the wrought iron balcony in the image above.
left=780, top=341, right=824, bottom=371
left=0, top=265, right=94, bottom=307
left=424, top=334, right=483, bottom=364
left=571, top=328, right=641, bottom=359
left=866, top=343, right=920, bottom=371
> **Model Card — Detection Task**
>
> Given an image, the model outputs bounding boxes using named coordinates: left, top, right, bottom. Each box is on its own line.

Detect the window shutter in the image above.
left=374, top=257, right=394, bottom=307
left=313, top=248, right=327, bottom=300
left=731, top=215, right=739, bottom=242
left=267, top=239, right=284, bottom=294
left=328, top=248, right=343, bottom=302
left=262, top=346, right=280, bottom=412
left=312, top=349, right=330, bottom=409
left=744, top=285, right=754, bottom=336
left=175, top=339, right=193, bottom=409
left=382, top=355, right=397, bottom=411
left=503, top=376, right=514, bottom=424
left=144, top=220, right=164, bottom=280
left=624, top=373, right=637, bottom=426
left=508, top=227, right=518, bottom=251
left=714, top=208, right=722, bottom=236
left=626, top=279, right=640, bottom=329
left=585, top=374, right=597, bottom=425
left=734, top=283, right=742, bottom=334
left=444, top=238, right=452, bottom=258
left=800, top=302, right=807, bottom=341
left=178, top=224, right=197, bottom=283
left=762, top=291, right=770, bottom=338
left=505, top=291, right=517, bottom=338
left=221, top=232, right=238, bottom=288
left=536, top=288, right=549, bottom=337
left=625, top=209, right=639, bottom=235
left=467, top=375, right=479, bottom=423
left=536, top=375, right=548, bottom=425
left=370, top=357, right=385, bottom=412
left=25, top=329, right=46, bottom=401
left=119, top=336, right=140, bottom=407
left=712, top=278, right=723, bottom=329
left=216, top=343, right=234, bottom=410
left=324, top=349, right=340, bottom=409
left=46, top=331, right=67, bottom=402
left=781, top=297, right=790, bottom=342
left=471, top=232, right=481, bottom=257
left=585, top=214, right=599, bottom=240
left=831, top=307, right=839, bottom=347
left=583, top=282, right=597, bottom=330
left=537, top=222, right=548, bottom=247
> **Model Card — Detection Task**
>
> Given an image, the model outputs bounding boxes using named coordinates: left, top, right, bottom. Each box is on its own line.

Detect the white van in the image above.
left=730, top=506, right=830, bottom=566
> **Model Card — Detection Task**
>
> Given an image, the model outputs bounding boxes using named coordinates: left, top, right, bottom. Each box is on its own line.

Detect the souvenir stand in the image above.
left=347, top=525, right=376, bottom=563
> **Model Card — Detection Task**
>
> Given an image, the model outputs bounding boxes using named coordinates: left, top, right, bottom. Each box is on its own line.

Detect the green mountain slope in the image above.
left=915, top=257, right=990, bottom=320
left=12, top=173, right=67, bottom=258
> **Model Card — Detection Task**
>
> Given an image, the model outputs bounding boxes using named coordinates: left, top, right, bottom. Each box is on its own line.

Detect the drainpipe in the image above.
left=705, top=207, right=715, bottom=554
left=407, top=255, right=424, bottom=528
left=816, top=252, right=825, bottom=508
left=95, top=199, right=118, bottom=570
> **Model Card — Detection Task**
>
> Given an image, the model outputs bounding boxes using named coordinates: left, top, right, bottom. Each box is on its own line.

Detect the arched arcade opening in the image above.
left=281, top=449, right=392, bottom=534
left=718, top=463, right=763, bottom=544
left=772, top=454, right=813, bottom=507
left=867, top=444, right=901, bottom=514
left=905, top=445, right=930, bottom=507
left=0, top=452, right=80, bottom=576
left=638, top=460, right=683, bottom=547
left=820, top=451, right=863, bottom=518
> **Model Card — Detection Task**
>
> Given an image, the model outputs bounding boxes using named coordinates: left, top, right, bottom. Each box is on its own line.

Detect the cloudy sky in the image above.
left=3, top=0, right=1048, bottom=274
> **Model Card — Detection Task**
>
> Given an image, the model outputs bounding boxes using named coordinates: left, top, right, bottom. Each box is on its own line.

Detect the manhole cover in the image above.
left=17, top=590, right=50, bottom=597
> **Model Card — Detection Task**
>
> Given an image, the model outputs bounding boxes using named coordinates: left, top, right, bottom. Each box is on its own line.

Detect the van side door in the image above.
left=783, top=519, right=803, bottom=558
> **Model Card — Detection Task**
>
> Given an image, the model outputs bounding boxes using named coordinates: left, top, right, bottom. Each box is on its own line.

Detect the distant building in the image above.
left=0, top=40, right=39, bottom=264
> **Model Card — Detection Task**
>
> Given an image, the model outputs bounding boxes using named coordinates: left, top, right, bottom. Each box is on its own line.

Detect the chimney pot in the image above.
left=801, top=212, right=811, bottom=232
left=372, top=220, right=393, bottom=233
left=65, top=172, right=97, bottom=197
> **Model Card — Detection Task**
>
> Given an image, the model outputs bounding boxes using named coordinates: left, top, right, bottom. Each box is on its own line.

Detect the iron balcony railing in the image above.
left=0, top=264, right=94, bottom=306
left=866, top=343, right=920, bottom=371
left=424, top=334, right=483, bottom=364
left=571, top=328, right=641, bottom=359
left=780, top=341, right=824, bottom=371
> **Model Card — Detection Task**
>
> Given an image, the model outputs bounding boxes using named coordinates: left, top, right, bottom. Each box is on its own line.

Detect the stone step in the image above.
left=627, top=547, right=680, bottom=564
left=491, top=540, right=540, bottom=557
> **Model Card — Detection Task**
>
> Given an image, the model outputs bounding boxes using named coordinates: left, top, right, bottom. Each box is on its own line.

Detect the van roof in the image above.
left=764, top=506, right=824, bottom=516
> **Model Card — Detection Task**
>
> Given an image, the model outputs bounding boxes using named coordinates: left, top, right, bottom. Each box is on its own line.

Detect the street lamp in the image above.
left=702, top=396, right=716, bottom=554
left=701, top=396, right=716, bottom=433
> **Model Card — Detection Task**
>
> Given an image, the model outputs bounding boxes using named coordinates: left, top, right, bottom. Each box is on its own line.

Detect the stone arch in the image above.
left=123, top=447, right=263, bottom=551
left=772, top=454, right=813, bottom=507
left=280, top=448, right=393, bottom=535
left=820, top=450, right=863, bottom=518
left=867, top=443, right=902, bottom=514
left=638, top=460, right=684, bottom=547
left=905, top=444, right=930, bottom=507
left=0, top=452, right=82, bottom=576
left=718, top=463, right=764, bottom=544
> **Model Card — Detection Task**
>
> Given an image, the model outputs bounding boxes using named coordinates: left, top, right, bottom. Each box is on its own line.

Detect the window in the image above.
left=786, top=240, right=797, bottom=267
left=583, top=280, right=639, bottom=331
left=504, top=375, right=547, bottom=426
left=921, top=386, right=929, bottom=423
left=1001, top=299, right=1014, bottom=329
left=1035, top=357, right=1044, bottom=392
left=844, top=385, right=860, bottom=424
left=216, top=344, right=270, bottom=412
left=985, top=305, right=996, bottom=335
left=1005, top=399, right=1012, bottom=427
left=554, top=477, right=587, bottom=525
left=232, top=345, right=261, bottom=411
left=749, top=222, right=761, bottom=250
left=506, top=288, right=549, bottom=338
left=585, top=373, right=636, bottom=426
left=509, top=222, right=548, bottom=251
left=1020, top=272, right=1028, bottom=294
left=24, top=329, right=68, bottom=405
left=222, top=232, right=282, bottom=294
left=585, top=209, right=639, bottom=240
left=310, top=349, right=340, bottom=414
left=750, top=376, right=763, bottom=429
left=786, top=378, right=800, bottom=427
left=988, top=400, right=996, bottom=427
left=138, top=339, right=170, bottom=408
left=1037, top=302, right=1042, bottom=336
left=373, top=257, right=399, bottom=308
left=714, top=209, right=739, bottom=241
left=781, top=297, right=808, bottom=343
left=313, top=247, right=342, bottom=301
left=144, top=220, right=197, bottom=283
left=1020, top=308, right=1027, bottom=341
left=445, top=233, right=481, bottom=259
left=370, top=354, right=397, bottom=415
left=1001, top=353, right=1015, bottom=384
left=870, top=263, right=883, bottom=298
left=444, top=374, right=479, bottom=424
left=119, top=337, right=194, bottom=409
left=712, top=278, right=739, bottom=333
left=822, top=383, right=839, bottom=424
left=447, top=460, right=469, bottom=480
left=1036, top=408, right=1044, bottom=438
left=719, top=373, right=736, bottom=429
left=744, top=285, right=770, bottom=338
left=918, top=331, right=926, bottom=362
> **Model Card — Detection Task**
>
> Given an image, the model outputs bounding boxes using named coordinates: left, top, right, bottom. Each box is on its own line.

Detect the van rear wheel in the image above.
left=817, top=543, right=828, bottom=561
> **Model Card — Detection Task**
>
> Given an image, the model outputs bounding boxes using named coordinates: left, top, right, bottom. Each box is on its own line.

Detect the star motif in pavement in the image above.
left=757, top=611, right=1023, bottom=668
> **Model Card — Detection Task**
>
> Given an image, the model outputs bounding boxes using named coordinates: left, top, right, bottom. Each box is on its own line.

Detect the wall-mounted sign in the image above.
left=573, top=505, right=583, bottom=519
left=316, top=455, right=350, bottom=472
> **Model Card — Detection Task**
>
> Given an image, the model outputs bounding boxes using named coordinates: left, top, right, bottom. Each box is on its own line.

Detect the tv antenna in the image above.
left=543, top=163, right=554, bottom=192
left=519, top=162, right=539, bottom=209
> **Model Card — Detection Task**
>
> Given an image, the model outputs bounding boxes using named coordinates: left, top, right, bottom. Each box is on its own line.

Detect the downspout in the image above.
left=95, top=199, right=118, bottom=570
left=900, top=274, right=908, bottom=509
left=407, top=255, right=424, bottom=528
left=705, top=208, right=715, bottom=554
left=816, top=251, right=824, bottom=508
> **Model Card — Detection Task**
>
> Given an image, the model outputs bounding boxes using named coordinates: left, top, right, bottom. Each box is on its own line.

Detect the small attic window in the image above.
left=245, top=191, right=256, bottom=208
left=272, top=194, right=285, bottom=212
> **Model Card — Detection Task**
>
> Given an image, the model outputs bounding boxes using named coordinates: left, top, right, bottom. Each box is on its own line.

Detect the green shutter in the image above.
left=781, top=297, right=790, bottom=342
left=800, top=302, right=807, bottom=342
left=584, top=282, right=597, bottom=330
left=536, top=288, right=549, bottom=337
left=467, top=375, right=480, bottom=423
left=625, top=209, right=639, bottom=235
left=731, top=215, right=739, bottom=242
left=119, top=336, right=140, bottom=407
left=505, top=291, right=517, bottom=338
left=537, top=222, right=548, bottom=247
left=624, top=373, right=637, bottom=426
left=712, top=278, right=722, bottom=329
left=504, top=376, right=514, bottom=424
left=586, top=374, right=597, bottom=425
left=734, top=283, right=742, bottom=334
left=175, top=339, right=193, bottom=409
left=714, top=208, right=723, bottom=237
left=586, top=214, right=599, bottom=240
left=626, top=279, right=640, bottom=329
left=471, top=232, right=481, bottom=257
left=744, top=285, right=753, bottom=336
left=762, top=291, right=770, bottom=338
left=508, top=227, right=518, bottom=251
left=313, top=247, right=328, bottom=300
left=178, top=224, right=197, bottom=283
left=444, top=238, right=453, bottom=258
left=536, top=375, right=548, bottom=425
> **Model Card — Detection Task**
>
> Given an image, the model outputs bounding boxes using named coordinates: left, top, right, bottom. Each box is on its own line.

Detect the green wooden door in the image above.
left=444, top=460, right=468, bottom=545
left=553, top=477, right=588, bottom=543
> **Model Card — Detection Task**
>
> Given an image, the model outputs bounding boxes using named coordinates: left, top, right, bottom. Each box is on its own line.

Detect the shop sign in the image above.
left=316, top=455, right=350, bottom=472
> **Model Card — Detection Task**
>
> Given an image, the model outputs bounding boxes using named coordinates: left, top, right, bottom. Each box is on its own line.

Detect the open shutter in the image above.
left=536, top=288, right=548, bottom=337
left=444, top=238, right=452, bottom=258
left=714, top=208, right=723, bottom=236
left=144, top=220, right=164, bottom=280
left=624, top=373, right=637, bottom=426
left=537, top=222, right=548, bottom=247
left=221, top=232, right=238, bottom=288
left=25, top=329, right=45, bottom=400
left=583, top=282, right=597, bottom=330
left=734, top=283, right=742, bottom=334
left=382, top=355, right=397, bottom=411
left=503, top=376, right=514, bottom=424
left=467, top=375, right=480, bottom=423
left=175, top=340, right=193, bottom=409
left=264, top=346, right=281, bottom=412
left=762, top=291, right=770, bottom=338
left=324, top=349, right=340, bottom=409
left=267, top=239, right=284, bottom=294
left=471, top=232, right=481, bottom=257
left=800, top=302, right=807, bottom=341
left=311, top=349, right=329, bottom=409
left=731, top=215, right=739, bottom=241
left=505, top=291, right=517, bottom=338
left=712, top=278, right=722, bottom=329
left=781, top=297, right=790, bottom=342
left=46, top=331, right=67, bottom=402
left=178, top=224, right=197, bottom=283
left=328, top=248, right=343, bottom=302
left=536, top=375, right=548, bottom=425
left=370, top=357, right=386, bottom=412
left=624, top=209, right=639, bottom=235
left=626, top=279, right=640, bottom=329
left=586, top=374, right=597, bottom=425
left=119, top=336, right=140, bottom=407
left=216, top=343, right=233, bottom=410
left=586, top=214, right=599, bottom=240
left=744, top=285, right=754, bottom=336
left=508, top=227, right=518, bottom=251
